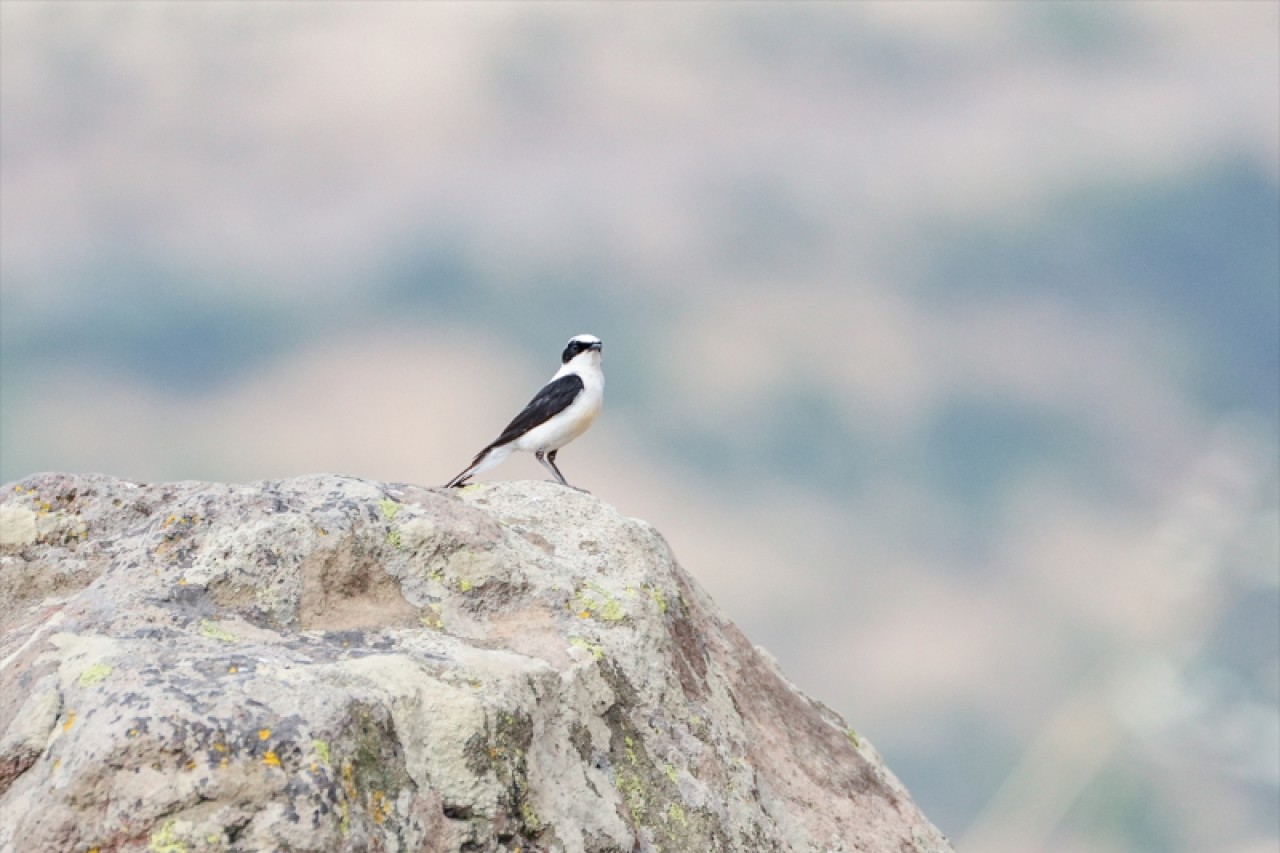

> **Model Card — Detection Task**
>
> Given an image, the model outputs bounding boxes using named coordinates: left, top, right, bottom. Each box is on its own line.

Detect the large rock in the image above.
left=0, top=473, right=951, bottom=853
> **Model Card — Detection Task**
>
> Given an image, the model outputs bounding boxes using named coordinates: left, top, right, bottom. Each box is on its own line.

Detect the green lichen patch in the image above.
left=343, top=706, right=413, bottom=796
left=377, top=498, right=401, bottom=520
left=307, top=705, right=417, bottom=842
left=464, top=710, right=534, bottom=780
left=644, top=584, right=668, bottom=614
left=596, top=664, right=734, bottom=851
left=616, top=770, right=649, bottom=824
left=569, top=636, right=605, bottom=661
left=76, top=663, right=113, bottom=686
left=573, top=582, right=627, bottom=622
left=426, top=547, right=505, bottom=599
left=520, top=801, right=543, bottom=835
left=462, top=709, right=545, bottom=846
left=149, top=820, right=187, bottom=853
left=419, top=604, right=445, bottom=630
left=198, top=619, right=237, bottom=643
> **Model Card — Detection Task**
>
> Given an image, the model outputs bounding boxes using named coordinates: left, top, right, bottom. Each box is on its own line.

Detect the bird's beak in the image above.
left=589, top=341, right=603, bottom=352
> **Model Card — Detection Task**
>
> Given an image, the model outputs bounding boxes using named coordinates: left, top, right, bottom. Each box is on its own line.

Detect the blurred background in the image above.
left=2, top=2, right=1277, bottom=850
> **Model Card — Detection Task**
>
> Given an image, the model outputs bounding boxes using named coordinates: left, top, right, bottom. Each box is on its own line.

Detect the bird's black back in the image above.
left=485, top=373, right=585, bottom=451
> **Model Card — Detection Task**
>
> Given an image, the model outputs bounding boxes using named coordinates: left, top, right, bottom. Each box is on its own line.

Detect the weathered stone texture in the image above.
left=0, top=473, right=951, bottom=853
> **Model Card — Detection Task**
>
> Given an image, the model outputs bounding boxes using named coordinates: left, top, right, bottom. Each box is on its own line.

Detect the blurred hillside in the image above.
left=2, top=3, right=1277, bottom=851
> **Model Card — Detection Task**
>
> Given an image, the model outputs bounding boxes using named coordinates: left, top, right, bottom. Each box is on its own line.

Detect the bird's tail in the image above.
left=445, top=443, right=511, bottom=488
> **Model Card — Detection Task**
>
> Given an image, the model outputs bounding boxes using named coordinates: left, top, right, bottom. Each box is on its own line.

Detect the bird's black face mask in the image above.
left=561, top=338, right=602, bottom=364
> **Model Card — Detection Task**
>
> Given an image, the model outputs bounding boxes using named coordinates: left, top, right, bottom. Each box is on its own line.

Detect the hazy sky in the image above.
left=2, top=3, right=1277, bottom=850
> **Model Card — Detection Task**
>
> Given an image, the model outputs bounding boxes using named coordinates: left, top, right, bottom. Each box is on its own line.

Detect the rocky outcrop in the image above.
left=0, top=473, right=951, bottom=853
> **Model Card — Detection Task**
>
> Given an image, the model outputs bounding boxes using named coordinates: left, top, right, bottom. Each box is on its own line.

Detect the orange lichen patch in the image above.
left=228, top=665, right=238, bottom=674
left=258, top=728, right=271, bottom=741
left=62, top=711, right=76, bottom=732
left=263, top=751, right=281, bottom=768
left=341, top=762, right=357, bottom=800
left=213, top=742, right=228, bottom=753
left=371, top=790, right=390, bottom=823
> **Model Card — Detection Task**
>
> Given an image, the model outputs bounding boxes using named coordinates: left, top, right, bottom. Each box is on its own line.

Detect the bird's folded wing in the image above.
left=486, top=373, right=585, bottom=449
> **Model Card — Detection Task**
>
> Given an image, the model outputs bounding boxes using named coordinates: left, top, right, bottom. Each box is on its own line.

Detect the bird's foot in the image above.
left=545, top=478, right=590, bottom=494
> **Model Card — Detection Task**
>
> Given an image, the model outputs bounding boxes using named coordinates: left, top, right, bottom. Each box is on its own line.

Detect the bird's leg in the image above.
left=445, top=467, right=473, bottom=488
left=546, top=450, right=570, bottom=486
left=547, top=450, right=589, bottom=492
left=536, top=450, right=570, bottom=487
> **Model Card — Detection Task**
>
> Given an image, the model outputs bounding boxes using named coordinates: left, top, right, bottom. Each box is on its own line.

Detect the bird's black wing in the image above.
left=485, top=373, right=584, bottom=450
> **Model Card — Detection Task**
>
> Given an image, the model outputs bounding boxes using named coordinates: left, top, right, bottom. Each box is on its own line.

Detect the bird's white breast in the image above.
left=512, top=354, right=604, bottom=453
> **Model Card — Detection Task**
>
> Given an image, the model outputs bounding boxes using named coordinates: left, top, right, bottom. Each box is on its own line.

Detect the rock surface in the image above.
left=0, top=473, right=951, bottom=853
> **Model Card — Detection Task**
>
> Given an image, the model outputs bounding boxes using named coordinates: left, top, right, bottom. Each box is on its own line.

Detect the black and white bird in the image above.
left=445, top=334, right=604, bottom=489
